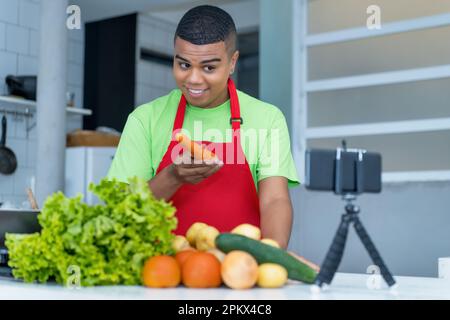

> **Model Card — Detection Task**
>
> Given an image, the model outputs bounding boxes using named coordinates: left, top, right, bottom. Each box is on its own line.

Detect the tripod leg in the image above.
left=315, top=214, right=351, bottom=287
left=353, top=217, right=396, bottom=287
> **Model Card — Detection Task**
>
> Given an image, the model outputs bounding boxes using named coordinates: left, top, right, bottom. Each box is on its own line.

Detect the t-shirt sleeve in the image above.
left=256, top=109, right=300, bottom=188
left=107, top=114, right=152, bottom=183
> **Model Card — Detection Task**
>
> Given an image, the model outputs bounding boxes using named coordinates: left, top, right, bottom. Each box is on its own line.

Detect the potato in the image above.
left=207, top=248, right=226, bottom=262
left=186, top=222, right=208, bottom=246
left=221, top=251, right=258, bottom=289
left=196, top=226, right=219, bottom=251
left=257, top=263, right=288, bottom=288
left=260, top=238, right=280, bottom=248
left=172, top=235, right=191, bottom=253
left=231, top=224, right=261, bottom=240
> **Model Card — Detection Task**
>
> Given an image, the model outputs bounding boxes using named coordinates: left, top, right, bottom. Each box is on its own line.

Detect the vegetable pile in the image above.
left=161, top=222, right=319, bottom=290
left=5, top=177, right=177, bottom=286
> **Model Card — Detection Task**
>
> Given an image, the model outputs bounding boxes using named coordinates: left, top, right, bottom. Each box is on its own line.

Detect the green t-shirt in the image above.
left=107, top=89, right=300, bottom=189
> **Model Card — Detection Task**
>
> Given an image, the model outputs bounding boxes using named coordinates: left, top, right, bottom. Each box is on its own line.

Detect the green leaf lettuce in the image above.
left=5, top=177, right=177, bottom=286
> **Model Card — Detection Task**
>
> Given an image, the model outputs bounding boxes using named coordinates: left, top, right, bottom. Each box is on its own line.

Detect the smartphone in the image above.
left=305, top=148, right=382, bottom=194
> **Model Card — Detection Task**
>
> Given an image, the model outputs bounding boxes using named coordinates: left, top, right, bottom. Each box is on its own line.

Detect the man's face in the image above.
left=173, top=37, right=239, bottom=108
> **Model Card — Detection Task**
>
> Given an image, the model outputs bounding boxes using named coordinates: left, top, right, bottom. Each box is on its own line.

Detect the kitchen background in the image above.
left=0, top=0, right=449, bottom=278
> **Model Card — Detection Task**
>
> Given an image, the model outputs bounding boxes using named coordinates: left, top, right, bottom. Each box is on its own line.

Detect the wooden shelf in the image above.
left=0, top=96, right=92, bottom=116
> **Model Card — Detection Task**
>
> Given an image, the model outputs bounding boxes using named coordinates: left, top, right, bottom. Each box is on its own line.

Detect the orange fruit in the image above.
left=175, top=250, right=196, bottom=268
left=181, top=252, right=222, bottom=288
left=142, top=255, right=181, bottom=288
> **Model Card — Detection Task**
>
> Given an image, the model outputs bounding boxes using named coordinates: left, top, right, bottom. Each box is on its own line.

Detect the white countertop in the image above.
left=0, top=273, right=449, bottom=300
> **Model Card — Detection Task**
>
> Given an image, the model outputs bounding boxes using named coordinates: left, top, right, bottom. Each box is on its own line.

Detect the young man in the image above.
left=108, top=5, right=299, bottom=249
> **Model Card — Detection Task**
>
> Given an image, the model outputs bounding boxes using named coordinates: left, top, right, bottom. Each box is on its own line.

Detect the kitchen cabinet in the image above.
left=65, top=147, right=116, bottom=204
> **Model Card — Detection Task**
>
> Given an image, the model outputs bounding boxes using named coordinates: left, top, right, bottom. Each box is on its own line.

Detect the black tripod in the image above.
left=314, top=194, right=396, bottom=289
left=314, top=145, right=396, bottom=289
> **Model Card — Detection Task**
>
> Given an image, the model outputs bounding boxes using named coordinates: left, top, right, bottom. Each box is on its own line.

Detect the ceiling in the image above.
left=72, top=0, right=251, bottom=23
left=145, top=0, right=259, bottom=32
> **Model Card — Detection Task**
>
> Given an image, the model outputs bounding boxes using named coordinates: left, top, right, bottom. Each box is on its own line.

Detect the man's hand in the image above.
left=148, top=153, right=223, bottom=201
left=288, top=251, right=320, bottom=273
left=169, top=153, right=223, bottom=185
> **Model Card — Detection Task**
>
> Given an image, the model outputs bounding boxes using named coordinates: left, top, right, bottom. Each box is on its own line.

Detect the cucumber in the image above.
left=215, top=233, right=317, bottom=284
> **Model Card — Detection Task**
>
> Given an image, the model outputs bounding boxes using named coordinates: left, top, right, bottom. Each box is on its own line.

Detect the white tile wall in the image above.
left=138, top=23, right=154, bottom=52
left=19, top=0, right=40, bottom=30
left=136, top=83, right=155, bottom=106
left=66, top=85, right=83, bottom=110
left=68, top=27, right=83, bottom=42
left=67, top=23, right=84, bottom=111
left=13, top=167, right=34, bottom=195
left=18, top=54, right=38, bottom=74
left=0, top=102, right=36, bottom=204
left=4, top=112, right=15, bottom=139
left=135, top=14, right=177, bottom=107
left=67, top=62, right=83, bottom=87
left=26, top=137, right=37, bottom=167
left=0, top=51, right=18, bottom=85
left=14, top=115, right=34, bottom=139
left=0, top=174, right=15, bottom=199
left=68, top=41, right=83, bottom=65
left=0, top=0, right=19, bottom=25
left=8, top=138, right=27, bottom=170
left=137, top=61, right=169, bottom=88
left=29, top=29, right=39, bottom=56
left=0, top=22, right=5, bottom=50
left=6, top=24, right=29, bottom=55
left=0, top=0, right=85, bottom=206
left=167, top=70, right=176, bottom=89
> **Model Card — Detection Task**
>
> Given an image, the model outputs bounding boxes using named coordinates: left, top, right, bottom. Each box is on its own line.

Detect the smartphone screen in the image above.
left=305, top=149, right=382, bottom=194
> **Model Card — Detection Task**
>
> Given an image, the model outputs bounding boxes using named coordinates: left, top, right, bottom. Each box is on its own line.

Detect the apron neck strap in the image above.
left=172, top=78, right=242, bottom=134
left=228, top=78, right=242, bottom=131
left=173, top=95, right=187, bottom=132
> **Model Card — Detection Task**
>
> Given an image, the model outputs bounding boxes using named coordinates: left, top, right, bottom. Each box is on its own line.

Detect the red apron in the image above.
left=156, top=79, right=260, bottom=235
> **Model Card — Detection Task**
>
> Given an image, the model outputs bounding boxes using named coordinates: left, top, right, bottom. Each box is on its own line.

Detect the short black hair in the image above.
left=174, top=5, right=237, bottom=56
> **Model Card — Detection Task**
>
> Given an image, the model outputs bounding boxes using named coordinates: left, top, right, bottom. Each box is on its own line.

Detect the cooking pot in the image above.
left=5, top=75, right=37, bottom=101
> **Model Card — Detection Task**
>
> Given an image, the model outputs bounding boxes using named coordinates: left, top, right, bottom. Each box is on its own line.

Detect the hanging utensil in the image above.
left=0, top=115, right=18, bottom=175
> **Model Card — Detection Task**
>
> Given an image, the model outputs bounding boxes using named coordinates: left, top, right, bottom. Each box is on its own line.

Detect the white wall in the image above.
left=308, top=0, right=450, bottom=34
left=135, top=13, right=177, bottom=107
left=145, top=0, right=259, bottom=33
left=259, top=0, right=293, bottom=132
left=306, top=0, right=450, bottom=173
left=135, top=0, right=260, bottom=107
left=0, top=0, right=85, bottom=207
left=71, top=0, right=194, bottom=23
